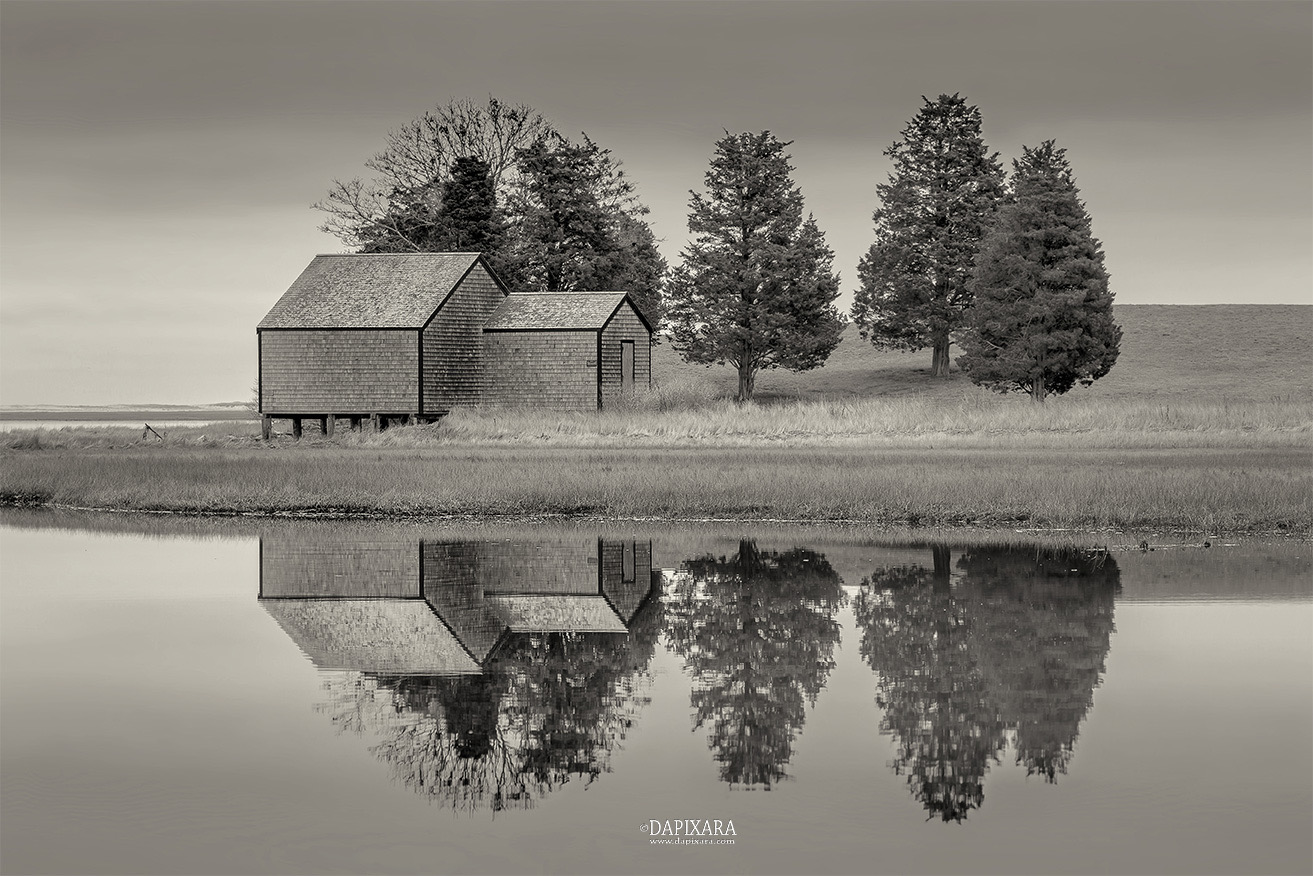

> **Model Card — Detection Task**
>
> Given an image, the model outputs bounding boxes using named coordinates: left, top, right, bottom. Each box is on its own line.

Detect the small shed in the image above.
left=481, top=292, right=653, bottom=411
left=257, top=252, right=508, bottom=436
left=258, top=533, right=659, bottom=671
left=257, top=254, right=655, bottom=435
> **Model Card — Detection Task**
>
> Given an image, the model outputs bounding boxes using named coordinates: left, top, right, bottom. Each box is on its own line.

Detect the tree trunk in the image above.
left=1030, top=375, right=1047, bottom=403
left=737, top=360, right=756, bottom=402
left=931, top=336, right=951, bottom=378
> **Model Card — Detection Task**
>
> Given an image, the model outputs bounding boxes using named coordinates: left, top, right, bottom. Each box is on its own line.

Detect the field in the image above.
left=2, top=305, right=1310, bottom=535
left=645, top=304, right=1311, bottom=405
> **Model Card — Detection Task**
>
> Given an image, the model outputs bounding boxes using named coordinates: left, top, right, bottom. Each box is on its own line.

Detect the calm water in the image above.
left=1, top=513, right=1309, bottom=876
left=0, top=419, right=230, bottom=433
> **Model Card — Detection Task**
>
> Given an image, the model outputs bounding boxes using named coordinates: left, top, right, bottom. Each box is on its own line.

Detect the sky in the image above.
left=2, top=0, right=1310, bottom=406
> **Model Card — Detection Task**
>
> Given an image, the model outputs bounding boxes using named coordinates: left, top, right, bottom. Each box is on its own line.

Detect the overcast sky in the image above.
left=2, top=0, right=1309, bottom=406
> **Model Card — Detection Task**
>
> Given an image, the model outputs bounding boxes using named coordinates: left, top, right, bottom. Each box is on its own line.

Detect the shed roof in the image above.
left=482, top=292, right=637, bottom=331
left=258, top=253, right=487, bottom=330
left=260, top=598, right=482, bottom=674
left=487, top=595, right=627, bottom=633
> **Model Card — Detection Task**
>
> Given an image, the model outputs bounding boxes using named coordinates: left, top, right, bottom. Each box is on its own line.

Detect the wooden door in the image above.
left=621, top=340, right=635, bottom=393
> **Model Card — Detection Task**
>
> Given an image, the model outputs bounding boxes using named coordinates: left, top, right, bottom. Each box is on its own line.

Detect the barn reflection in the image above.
left=259, top=533, right=662, bottom=812
left=854, top=544, right=1121, bottom=822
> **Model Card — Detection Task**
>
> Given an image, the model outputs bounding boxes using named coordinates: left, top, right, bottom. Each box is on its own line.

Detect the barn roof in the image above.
left=487, top=595, right=628, bottom=633
left=260, top=598, right=483, bottom=674
left=258, top=253, right=487, bottom=330
left=482, top=292, right=639, bottom=331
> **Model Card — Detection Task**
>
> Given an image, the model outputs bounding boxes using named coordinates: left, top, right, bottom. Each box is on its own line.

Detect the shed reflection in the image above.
left=259, top=533, right=661, bottom=811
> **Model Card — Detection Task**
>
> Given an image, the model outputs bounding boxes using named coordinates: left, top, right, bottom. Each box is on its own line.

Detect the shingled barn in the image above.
left=481, top=292, right=652, bottom=410
left=256, top=253, right=652, bottom=437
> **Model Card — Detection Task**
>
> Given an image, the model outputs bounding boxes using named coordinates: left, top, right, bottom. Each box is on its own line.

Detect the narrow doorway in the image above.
left=620, top=340, right=635, bottom=393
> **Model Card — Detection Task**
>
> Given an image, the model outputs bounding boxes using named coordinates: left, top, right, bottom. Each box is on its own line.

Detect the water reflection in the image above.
left=665, top=540, right=845, bottom=789
left=855, top=544, right=1120, bottom=821
left=260, top=534, right=662, bottom=811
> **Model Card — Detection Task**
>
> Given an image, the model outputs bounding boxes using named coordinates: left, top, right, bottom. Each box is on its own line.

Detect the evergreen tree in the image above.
left=610, top=211, right=668, bottom=327
left=851, top=94, right=1005, bottom=377
left=431, top=156, right=505, bottom=253
left=666, top=131, right=844, bottom=402
left=501, top=134, right=666, bottom=314
left=958, top=141, right=1121, bottom=402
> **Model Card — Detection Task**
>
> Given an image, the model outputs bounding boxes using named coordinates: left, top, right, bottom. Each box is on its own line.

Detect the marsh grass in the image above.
left=414, top=393, right=1310, bottom=449
left=3, top=443, right=1309, bottom=534
left=3, top=305, right=1309, bottom=531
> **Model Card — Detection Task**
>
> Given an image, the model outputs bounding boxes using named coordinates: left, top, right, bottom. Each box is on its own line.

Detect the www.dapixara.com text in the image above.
left=641, top=820, right=736, bottom=844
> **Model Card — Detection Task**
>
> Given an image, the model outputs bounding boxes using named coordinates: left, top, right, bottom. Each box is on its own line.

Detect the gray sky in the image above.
left=2, top=0, right=1310, bottom=405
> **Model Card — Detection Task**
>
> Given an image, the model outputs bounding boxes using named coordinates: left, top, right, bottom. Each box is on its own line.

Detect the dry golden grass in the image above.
left=2, top=305, right=1310, bottom=532
left=2, top=443, right=1308, bottom=534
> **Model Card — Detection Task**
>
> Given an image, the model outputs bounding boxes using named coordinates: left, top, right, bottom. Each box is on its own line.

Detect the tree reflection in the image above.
left=855, top=544, right=1119, bottom=821
left=855, top=555, right=1005, bottom=821
left=957, top=546, right=1120, bottom=783
left=665, top=541, right=845, bottom=789
left=317, top=592, right=664, bottom=812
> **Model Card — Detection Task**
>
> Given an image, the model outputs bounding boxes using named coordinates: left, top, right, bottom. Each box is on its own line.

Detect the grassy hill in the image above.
left=652, top=305, right=1312, bottom=405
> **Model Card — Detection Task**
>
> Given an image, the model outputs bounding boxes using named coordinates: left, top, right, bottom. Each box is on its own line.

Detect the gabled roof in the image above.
left=260, top=598, right=482, bottom=674
left=482, top=292, right=644, bottom=332
left=603, top=574, right=658, bottom=625
left=258, top=253, right=488, bottom=330
left=487, top=595, right=627, bottom=633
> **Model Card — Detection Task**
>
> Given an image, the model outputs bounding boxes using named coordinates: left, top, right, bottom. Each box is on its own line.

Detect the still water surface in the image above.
left=1, top=513, right=1309, bottom=875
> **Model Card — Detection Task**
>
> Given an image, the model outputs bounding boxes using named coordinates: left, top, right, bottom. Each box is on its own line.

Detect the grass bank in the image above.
left=2, top=441, right=1309, bottom=535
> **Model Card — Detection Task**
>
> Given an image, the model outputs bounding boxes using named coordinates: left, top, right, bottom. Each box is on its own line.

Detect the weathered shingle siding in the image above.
left=481, top=330, right=599, bottom=410
left=600, top=540, right=654, bottom=623
left=260, top=329, right=418, bottom=412
left=599, top=302, right=652, bottom=408
left=420, top=541, right=508, bottom=664
left=475, top=539, right=600, bottom=594
left=260, top=535, right=421, bottom=599
left=422, top=263, right=506, bottom=411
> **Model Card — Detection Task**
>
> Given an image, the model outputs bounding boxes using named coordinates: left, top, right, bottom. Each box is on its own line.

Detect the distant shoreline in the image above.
left=0, top=409, right=253, bottom=422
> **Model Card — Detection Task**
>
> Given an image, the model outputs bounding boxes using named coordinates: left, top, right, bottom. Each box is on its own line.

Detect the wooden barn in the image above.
left=257, top=252, right=652, bottom=437
left=481, top=292, right=653, bottom=410
left=258, top=531, right=658, bottom=673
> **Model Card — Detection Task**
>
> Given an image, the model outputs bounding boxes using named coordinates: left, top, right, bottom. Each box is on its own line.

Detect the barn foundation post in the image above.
left=370, top=413, right=381, bottom=432
left=323, top=416, right=335, bottom=437
left=261, top=416, right=271, bottom=440
left=291, top=418, right=303, bottom=440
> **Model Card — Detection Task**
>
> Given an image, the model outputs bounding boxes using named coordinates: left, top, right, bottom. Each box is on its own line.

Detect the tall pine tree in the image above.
left=431, top=156, right=505, bottom=253
left=957, top=141, right=1121, bottom=402
left=666, top=131, right=844, bottom=402
left=852, top=94, right=1005, bottom=377
left=502, top=134, right=666, bottom=320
